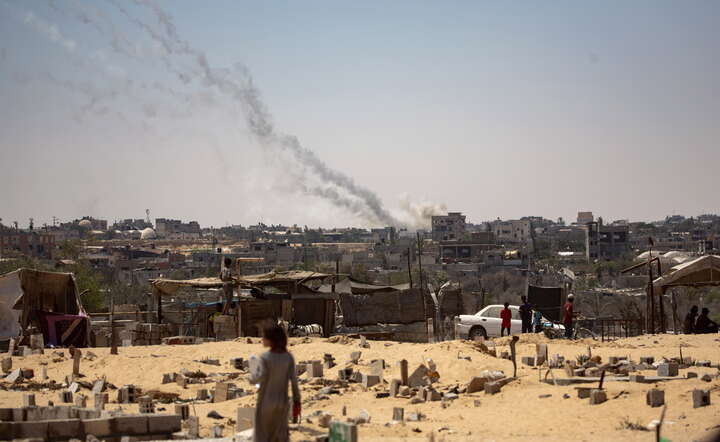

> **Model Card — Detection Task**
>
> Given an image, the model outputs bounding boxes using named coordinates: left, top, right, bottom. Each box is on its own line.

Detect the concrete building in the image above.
left=577, top=211, right=594, bottom=225
left=492, top=219, right=531, bottom=245
left=155, top=218, right=201, bottom=240
left=585, top=219, right=630, bottom=261
left=431, top=212, right=466, bottom=241
left=0, top=228, right=55, bottom=259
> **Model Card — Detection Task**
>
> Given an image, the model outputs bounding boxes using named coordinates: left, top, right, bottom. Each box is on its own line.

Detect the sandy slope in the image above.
left=1, top=333, right=719, bottom=441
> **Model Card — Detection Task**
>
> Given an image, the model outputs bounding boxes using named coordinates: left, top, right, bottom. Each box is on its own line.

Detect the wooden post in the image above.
left=598, top=370, right=606, bottom=390
left=509, top=335, right=519, bottom=378
left=110, top=294, right=118, bottom=355
left=407, top=248, right=413, bottom=289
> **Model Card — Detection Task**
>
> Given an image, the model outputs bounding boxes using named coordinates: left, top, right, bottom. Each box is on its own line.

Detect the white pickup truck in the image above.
left=455, top=304, right=562, bottom=339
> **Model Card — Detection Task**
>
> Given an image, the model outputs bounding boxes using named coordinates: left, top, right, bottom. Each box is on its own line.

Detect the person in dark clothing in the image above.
left=683, top=305, right=698, bottom=334
left=562, top=294, right=575, bottom=339
left=519, top=296, right=533, bottom=333
left=695, top=308, right=719, bottom=334
left=220, top=257, right=235, bottom=314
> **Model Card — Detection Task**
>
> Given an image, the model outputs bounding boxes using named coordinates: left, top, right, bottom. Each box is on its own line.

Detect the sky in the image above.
left=1, top=0, right=719, bottom=229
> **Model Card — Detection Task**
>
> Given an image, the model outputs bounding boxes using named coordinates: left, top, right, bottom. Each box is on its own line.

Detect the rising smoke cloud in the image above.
left=22, top=0, right=445, bottom=227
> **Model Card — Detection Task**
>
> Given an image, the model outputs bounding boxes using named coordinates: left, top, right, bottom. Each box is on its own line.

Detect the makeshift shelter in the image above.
left=0, top=268, right=89, bottom=347
left=150, top=270, right=337, bottom=338
left=652, top=255, right=720, bottom=333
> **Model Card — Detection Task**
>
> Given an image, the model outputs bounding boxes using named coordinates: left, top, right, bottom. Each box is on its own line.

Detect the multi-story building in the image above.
left=0, top=228, right=55, bottom=259
left=431, top=212, right=466, bottom=241
left=576, top=211, right=594, bottom=225
left=585, top=219, right=630, bottom=261
left=155, top=218, right=201, bottom=240
left=492, top=219, right=531, bottom=245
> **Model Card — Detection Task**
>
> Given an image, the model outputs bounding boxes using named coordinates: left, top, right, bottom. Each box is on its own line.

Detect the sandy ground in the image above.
left=2, top=333, right=720, bottom=441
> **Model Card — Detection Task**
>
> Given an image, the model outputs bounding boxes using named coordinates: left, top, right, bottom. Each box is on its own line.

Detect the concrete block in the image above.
left=646, top=389, right=664, bottom=408
left=428, top=389, right=442, bottom=401
left=196, top=389, right=209, bottom=400
left=466, top=376, right=486, bottom=393
left=392, top=407, right=404, bottom=421
left=214, top=382, right=229, bottom=402
left=236, top=407, right=254, bottom=431
left=390, top=379, right=401, bottom=397
left=484, top=381, right=501, bottom=395
left=657, top=362, right=678, bottom=377
left=187, top=415, right=199, bottom=438
left=640, top=356, right=654, bottom=364
left=138, top=396, right=155, bottom=414
left=94, top=393, right=108, bottom=410
left=407, top=364, right=429, bottom=387
left=112, top=415, right=149, bottom=435
left=1, top=357, right=11, bottom=373
left=629, top=374, right=645, bottom=383
left=329, top=421, right=358, bottom=442
left=361, top=374, right=380, bottom=388
left=576, top=387, right=592, bottom=399
left=58, top=391, right=73, bottom=403
left=370, top=359, right=385, bottom=381
left=521, top=356, right=535, bottom=366
left=349, top=351, right=361, bottom=364
left=174, top=404, right=189, bottom=420
left=23, top=393, right=36, bottom=407
left=308, top=360, right=323, bottom=377
left=693, top=389, right=711, bottom=408
left=47, top=418, right=81, bottom=439
left=82, top=417, right=113, bottom=437
left=74, top=394, right=87, bottom=408
left=147, top=414, right=181, bottom=434
left=589, top=389, right=607, bottom=405
left=74, top=408, right=101, bottom=420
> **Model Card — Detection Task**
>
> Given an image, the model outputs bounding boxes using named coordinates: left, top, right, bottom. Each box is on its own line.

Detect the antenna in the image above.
left=146, top=209, right=151, bottom=225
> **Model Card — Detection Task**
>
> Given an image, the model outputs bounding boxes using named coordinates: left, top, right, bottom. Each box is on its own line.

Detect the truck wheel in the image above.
left=469, top=326, right=487, bottom=340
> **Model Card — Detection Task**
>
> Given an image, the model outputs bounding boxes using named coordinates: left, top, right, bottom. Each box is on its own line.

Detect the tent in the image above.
left=0, top=268, right=89, bottom=346
left=653, top=255, right=720, bottom=293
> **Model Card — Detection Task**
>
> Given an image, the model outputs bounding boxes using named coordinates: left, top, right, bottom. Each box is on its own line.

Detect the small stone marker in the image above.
left=362, top=374, right=380, bottom=388
left=392, top=407, right=404, bottom=421
left=576, top=387, right=592, bottom=399
left=370, top=359, right=385, bottom=381
left=1, top=357, right=11, bottom=374
left=58, top=391, right=73, bottom=403
left=230, top=357, right=244, bottom=369
left=214, top=382, right=229, bottom=402
left=330, top=421, right=358, bottom=442
left=175, top=404, right=190, bottom=420
left=196, top=388, right=209, bottom=400
left=399, top=359, right=408, bottom=385
left=23, top=393, right=36, bottom=407
left=187, top=416, right=200, bottom=438
left=309, top=360, right=323, bottom=378
left=94, top=393, right=108, bottom=410
left=8, top=338, right=16, bottom=355
left=535, top=343, right=548, bottom=365
left=29, top=333, right=44, bottom=350
left=324, top=354, right=336, bottom=369
left=350, top=351, right=361, bottom=364
left=40, top=366, right=47, bottom=380
left=212, top=425, right=223, bottom=437
left=390, top=379, right=401, bottom=397
left=693, top=389, right=710, bottom=408
left=92, top=379, right=105, bottom=394
left=176, top=375, right=187, bottom=388
left=5, top=368, right=22, bottom=383
left=428, top=389, right=442, bottom=401
left=589, top=389, right=607, bottom=405
left=359, top=335, right=368, bottom=348
left=72, top=349, right=82, bottom=376
left=657, top=362, right=678, bottom=377
left=484, top=381, right=501, bottom=395
left=74, top=394, right=87, bottom=408
left=646, top=389, right=664, bottom=407
left=407, top=364, right=430, bottom=387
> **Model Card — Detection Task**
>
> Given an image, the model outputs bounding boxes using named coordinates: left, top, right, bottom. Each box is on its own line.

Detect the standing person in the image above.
left=500, top=302, right=512, bottom=337
left=220, top=257, right=235, bottom=315
left=695, top=307, right=718, bottom=334
left=562, top=294, right=576, bottom=339
left=249, top=323, right=301, bottom=442
left=519, top=296, right=533, bottom=333
left=683, top=305, right=699, bottom=334
left=532, top=306, right=544, bottom=333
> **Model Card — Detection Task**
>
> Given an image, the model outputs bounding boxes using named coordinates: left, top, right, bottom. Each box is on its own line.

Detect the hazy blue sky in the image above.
left=1, top=1, right=718, bottom=228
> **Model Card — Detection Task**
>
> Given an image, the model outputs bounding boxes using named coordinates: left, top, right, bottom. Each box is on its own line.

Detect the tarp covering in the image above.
left=653, top=255, right=720, bottom=292
left=318, top=278, right=410, bottom=295
left=340, top=288, right=426, bottom=326
left=151, top=271, right=333, bottom=296
left=0, top=268, right=88, bottom=344
left=528, top=285, right=563, bottom=322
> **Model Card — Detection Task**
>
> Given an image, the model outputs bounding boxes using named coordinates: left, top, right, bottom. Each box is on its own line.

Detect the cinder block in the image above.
left=361, top=374, right=380, bottom=388
left=174, top=404, right=189, bottom=420
left=521, top=356, right=535, bottom=366
left=392, top=407, right=404, bottom=421
left=589, top=389, right=607, bottom=405
left=646, top=389, right=664, bottom=408
left=82, top=417, right=113, bottom=437
left=576, top=387, right=592, bottom=399
left=693, top=389, right=711, bottom=408
left=484, top=381, right=501, bottom=395
left=390, top=379, right=401, bottom=397
left=147, top=414, right=181, bottom=434
left=309, top=360, right=323, bottom=378
left=657, top=362, right=679, bottom=377
left=112, top=415, right=149, bottom=435
left=47, top=418, right=81, bottom=439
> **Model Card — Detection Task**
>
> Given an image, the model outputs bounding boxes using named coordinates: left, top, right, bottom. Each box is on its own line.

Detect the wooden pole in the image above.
left=509, top=335, right=519, bottom=378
